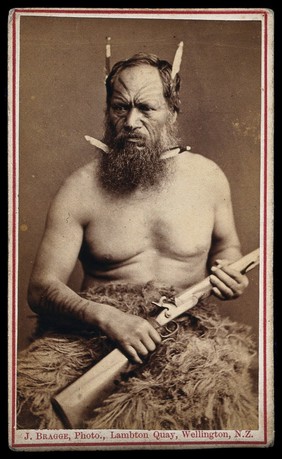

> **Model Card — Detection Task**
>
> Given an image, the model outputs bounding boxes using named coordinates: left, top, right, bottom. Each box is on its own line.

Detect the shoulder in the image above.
left=179, top=152, right=230, bottom=192
left=63, top=160, right=98, bottom=187
left=58, top=160, right=99, bottom=195
left=179, top=151, right=223, bottom=174
left=48, top=161, right=98, bottom=222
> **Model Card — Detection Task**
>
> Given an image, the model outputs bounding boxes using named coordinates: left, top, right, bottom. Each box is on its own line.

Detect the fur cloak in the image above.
left=17, top=282, right=258, bottom=430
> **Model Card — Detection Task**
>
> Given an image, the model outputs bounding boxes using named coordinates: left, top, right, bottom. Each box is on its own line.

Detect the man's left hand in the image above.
left=209, top=259, right=249, bottom=300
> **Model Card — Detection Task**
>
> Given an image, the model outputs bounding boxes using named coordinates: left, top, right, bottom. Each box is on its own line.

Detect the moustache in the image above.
left=114, top=131, right=148, bottom=146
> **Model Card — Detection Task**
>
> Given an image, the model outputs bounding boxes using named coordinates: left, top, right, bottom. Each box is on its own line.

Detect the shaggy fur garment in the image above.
left=17, top=282, right=258, bottom=430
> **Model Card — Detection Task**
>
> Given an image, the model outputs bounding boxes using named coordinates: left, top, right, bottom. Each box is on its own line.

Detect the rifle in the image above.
left=52, top=249, right=260, bottom=428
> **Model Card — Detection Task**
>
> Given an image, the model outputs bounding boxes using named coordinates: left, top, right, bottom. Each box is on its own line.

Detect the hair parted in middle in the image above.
left=105, top=53, right=181, bottom=114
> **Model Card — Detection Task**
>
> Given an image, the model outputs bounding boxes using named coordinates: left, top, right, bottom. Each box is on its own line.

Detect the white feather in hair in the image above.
left=171, top=41, right=184, bottom=80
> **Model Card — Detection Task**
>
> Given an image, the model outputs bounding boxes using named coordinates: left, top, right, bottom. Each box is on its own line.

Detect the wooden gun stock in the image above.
left=52, top=348, right=133, bottom=428
left=52, top=249, right=260, bottom=428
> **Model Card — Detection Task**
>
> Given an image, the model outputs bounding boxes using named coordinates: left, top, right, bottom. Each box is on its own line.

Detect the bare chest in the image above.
left=82, top=184, right=215, bottom=265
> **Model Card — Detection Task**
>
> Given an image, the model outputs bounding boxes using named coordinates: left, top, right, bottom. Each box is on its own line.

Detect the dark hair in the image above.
left=105, top=53, right=181, bottom=113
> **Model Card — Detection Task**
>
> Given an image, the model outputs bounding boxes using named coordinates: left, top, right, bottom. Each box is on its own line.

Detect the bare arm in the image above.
left=28, top=174, right=160, bottom=363
left=207, top=166, right=249, bottom=299
left=28, top=178, right=88, bottom=319
left=208, top=168, right=242, bottom=266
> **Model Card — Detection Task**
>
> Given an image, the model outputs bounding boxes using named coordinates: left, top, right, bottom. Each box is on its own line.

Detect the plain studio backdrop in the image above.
left=18, top=16, right=261, bottom=352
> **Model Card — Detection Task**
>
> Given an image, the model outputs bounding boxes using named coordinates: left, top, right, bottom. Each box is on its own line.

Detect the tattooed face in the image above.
left=99, top=65, right=180, bottom=195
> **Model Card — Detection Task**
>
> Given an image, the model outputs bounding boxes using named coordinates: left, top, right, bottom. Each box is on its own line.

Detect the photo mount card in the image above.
left=8, top=7, right=274, bottom=451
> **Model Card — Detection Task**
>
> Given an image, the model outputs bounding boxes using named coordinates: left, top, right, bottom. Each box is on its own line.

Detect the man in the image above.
left=27, top=52, right=249, bottom=366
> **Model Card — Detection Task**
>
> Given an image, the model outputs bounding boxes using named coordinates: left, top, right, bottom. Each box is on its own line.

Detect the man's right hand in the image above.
left=96, top=306, right=162, bottom=364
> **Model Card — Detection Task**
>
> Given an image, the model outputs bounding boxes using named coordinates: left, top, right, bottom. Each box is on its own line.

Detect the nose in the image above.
left=124, top=107, right=142, bottom=131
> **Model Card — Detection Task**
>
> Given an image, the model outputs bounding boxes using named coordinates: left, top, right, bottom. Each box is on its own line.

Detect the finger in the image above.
left=141, top=335, right=158, bottom=353
left=148, top=326, right=162, bottom=344
left=124, top=345, right=143, bottom=365
left=210, top=267, right=241, bottom=292
left=210, top=274, right=236, bottom=299
left=212, top=286, right=226, bottom=300
left=218, top=266, right=249, bottom=287
left=133, top=341, right=150, bottom=358
left=214, top=258, right=229, bottom=268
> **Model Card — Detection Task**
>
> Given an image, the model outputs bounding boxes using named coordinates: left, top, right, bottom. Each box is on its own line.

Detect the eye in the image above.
left=138, top=104, right=154, bottom=112
left=111, top=104, right=128, bottom=113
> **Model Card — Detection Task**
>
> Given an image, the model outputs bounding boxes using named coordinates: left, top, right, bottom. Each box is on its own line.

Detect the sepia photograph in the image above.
left=8, top=8, right=274, bottom=450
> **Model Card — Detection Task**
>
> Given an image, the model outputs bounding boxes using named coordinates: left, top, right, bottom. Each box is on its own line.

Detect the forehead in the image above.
left=112, top=65, right=165, bottom=100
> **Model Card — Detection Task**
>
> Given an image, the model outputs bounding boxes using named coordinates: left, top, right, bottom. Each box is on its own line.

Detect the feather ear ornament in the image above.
left=171, top=41, right=184, bottom=81
left=105, top=36, right=111, bottom=81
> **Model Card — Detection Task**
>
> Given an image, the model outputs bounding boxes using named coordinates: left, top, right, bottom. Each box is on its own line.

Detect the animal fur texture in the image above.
left=17, top=282, right=258, bottom=430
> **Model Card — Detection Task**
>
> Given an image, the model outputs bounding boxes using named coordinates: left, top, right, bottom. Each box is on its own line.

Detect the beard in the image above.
left=99, top=115, right=180, bottom=196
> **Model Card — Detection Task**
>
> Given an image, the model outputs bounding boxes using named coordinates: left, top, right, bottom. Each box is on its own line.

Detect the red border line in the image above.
left=11, top=11, right=17, bottom=448
left=263, top=11, right=268, bottom=446
left=13, top=440, right=267, bottom=448
left=13, top=8, right=269, bottom=16
left=11, top=9, right=270, bottom=448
